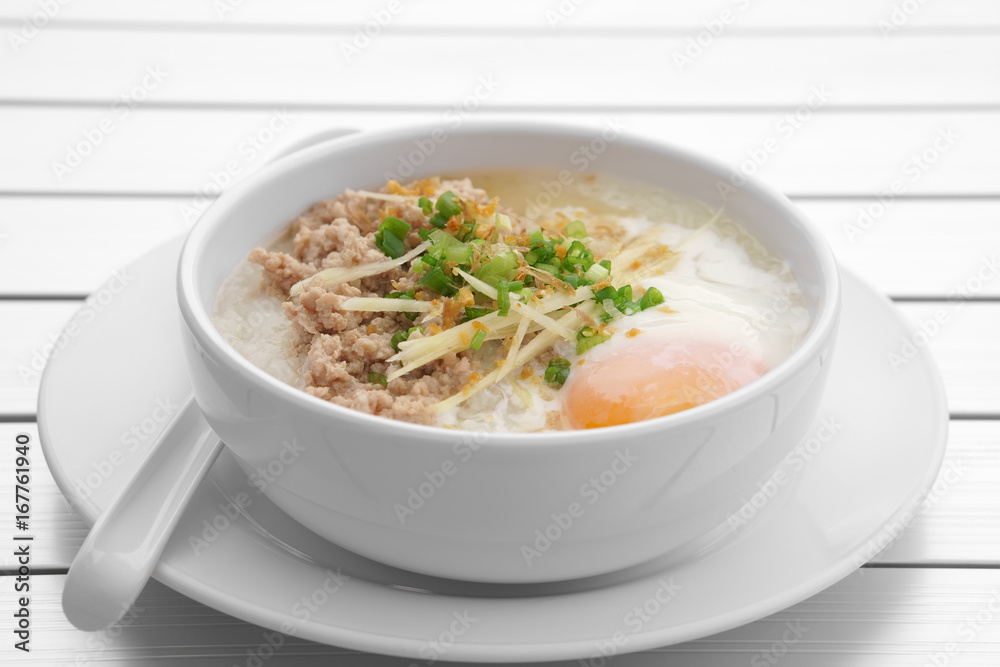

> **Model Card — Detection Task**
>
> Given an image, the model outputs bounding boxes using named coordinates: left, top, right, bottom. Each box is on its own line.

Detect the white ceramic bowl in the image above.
left=177, top=122, right=841, bottom=583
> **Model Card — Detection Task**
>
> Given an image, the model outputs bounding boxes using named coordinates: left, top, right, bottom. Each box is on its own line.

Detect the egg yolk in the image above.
left=563, top=340, right=766, bottom=429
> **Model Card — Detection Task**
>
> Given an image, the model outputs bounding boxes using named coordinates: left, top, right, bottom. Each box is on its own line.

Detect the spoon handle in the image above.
left=62, top=396, right=223, bottom=631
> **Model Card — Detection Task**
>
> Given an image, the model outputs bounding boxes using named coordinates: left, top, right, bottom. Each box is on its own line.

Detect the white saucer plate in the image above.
left=39, top=236, right=948, bottom=663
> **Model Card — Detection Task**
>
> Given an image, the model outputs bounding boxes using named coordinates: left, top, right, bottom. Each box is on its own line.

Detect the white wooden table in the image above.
left=2, top=2, right=999, bottom=664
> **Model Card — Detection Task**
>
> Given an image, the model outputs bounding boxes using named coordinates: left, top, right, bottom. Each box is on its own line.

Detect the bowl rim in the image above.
left=177, top=120, right=841, bottom=445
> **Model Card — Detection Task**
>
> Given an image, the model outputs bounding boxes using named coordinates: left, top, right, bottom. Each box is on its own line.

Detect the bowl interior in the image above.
left=182, top=122, right=838, bottom=437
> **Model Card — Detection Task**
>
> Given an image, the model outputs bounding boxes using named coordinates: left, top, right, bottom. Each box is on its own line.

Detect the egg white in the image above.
left=595, top=219, right=809, bottom=369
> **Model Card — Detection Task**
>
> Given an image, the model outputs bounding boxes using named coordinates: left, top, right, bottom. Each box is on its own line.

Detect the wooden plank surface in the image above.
left=0, top=197, right=191, bottom=297
left=874, top=420, right=1000, bottom=565
left=2, top=33, right=998, bottom=108
left=3, top=0, right=1000, bottom=29
left=898, top=302, right=1000, bottom=417
left=0, top=301, right=81, bottom=418
left=807, top=199, right=1000, bottom=299
left=0, top=109, right=992, bottom=195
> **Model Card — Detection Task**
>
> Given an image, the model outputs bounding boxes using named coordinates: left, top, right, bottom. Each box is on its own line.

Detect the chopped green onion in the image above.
left=418, top=228, right=432, bottom=241
left=463, top=306, right=493, bottom=322
left=390, top=330, right=408, bottom=351
left=435, top=191, right=463, bottom=218
left=639, top=286, right=665, bottom=311
left=380, top=216, right=410, bottom=239
left=563, top=257, right=592, bottom=272
left=418, top=265, right=458, bottom=296
left=427, top=229, right=472, bottom=264
left=544, top=358, right=571, bottom=387
left=594, top=286, right=618, bottom=302
left=599, top=259, right=611, bottom=271
left=382, top=234, right=406, bottom=259
left=497, top=280, right=512, bottom=317
left=530, top=244, right=555, bottom=262
left=584, top=262, right=610, bottom=283
left=374, top=216, right=411, bottom=259
left=444, top=245, right=473, bottom=263
left=563, top=254, right=592, bottom=268
left=391, top=326, right=423, bottom=352
left=602, top=298, right=623, bottom=319
left=367, top=371, right=388, bottom=387
left=375, top=230, right=406, bottom=259
left=505, top=280, right=524, bottom=291
left=455, top=220, right=477, bottom=242
left=535, top=262, right=561, bottom=275
left=564, top=220, right=587, bottom=238
left=576, top=331, right=612, bottom=355
left=469, top=328, right=487, bottom=351
left=593, top=283, right=643, bottom=317
left=565, top=240, right=588, bottom=258
left=428, top=228, right=462, bottom=248
left=620, top=301, right=641, bottom=316
left=417, top=196, right=433, bottom=215
left=474, top=251, right=518, bottom=288
left=428, top=212, right=449, bottom=229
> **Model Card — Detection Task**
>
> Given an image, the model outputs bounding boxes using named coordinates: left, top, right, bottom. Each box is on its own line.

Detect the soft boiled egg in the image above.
left=560, top=237, right=809, bottom=429
left=562, top=337, right=766, bottom=429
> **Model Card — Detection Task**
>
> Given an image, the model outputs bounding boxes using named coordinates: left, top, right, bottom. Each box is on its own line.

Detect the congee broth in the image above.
left=212, top=171, right=810, bottom=432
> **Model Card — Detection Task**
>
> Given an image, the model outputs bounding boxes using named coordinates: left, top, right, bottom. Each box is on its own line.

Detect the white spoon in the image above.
left=61, top=127, right=357, bottom=631
left=62, top=396, right=223, bottom=630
